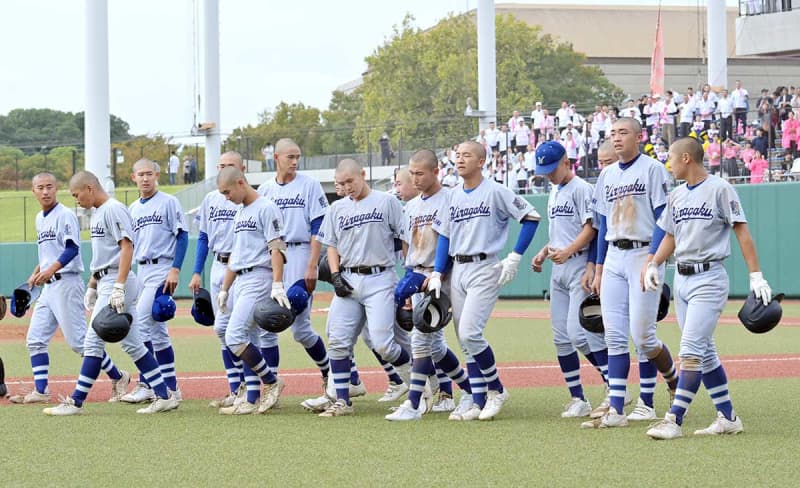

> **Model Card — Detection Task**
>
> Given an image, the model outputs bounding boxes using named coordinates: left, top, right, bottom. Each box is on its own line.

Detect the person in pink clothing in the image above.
left=722, top=139, right=741, bottom=181
left=781, top=110, right=798, bottom=158
left=740, top=141, right=756, bottom=182
left=747, top=151, right=769, bottom=184
left=706, top=136, right=722, bottom=175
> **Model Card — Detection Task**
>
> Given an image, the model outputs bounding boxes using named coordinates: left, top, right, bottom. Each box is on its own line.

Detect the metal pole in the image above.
left=477, top=0, right=497, bottom=129
left=707, top=0, right=727, bottom=88
left=202, top=0, right=221, bottom=179
left=15, top=155, right=19, bottom=191
left=72, top=149, right=77, bottom=176
left=23, top=196, right=27, bottom=241
left=85, top=0, right=111, bottom=182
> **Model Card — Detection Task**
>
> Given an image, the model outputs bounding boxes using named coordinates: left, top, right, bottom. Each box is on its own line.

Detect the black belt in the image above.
left=215, top=253, right=230, bottom=264
left=138, top=258, right=164, bottom=265
left=569, top=250, right=585, bottom=259
left=92, top=267, right=117, bottom=280
left=47, top=273, right=63, bottom=284
left=455, top=253, right=488, bottom=263
left=343, top=266, right=388, bottom=275
left=677, top=262, right=712, bottom=276
left=236, top=267, right=254, bottom=275
left=612, top=240, right=650, bottom=250
left=286, top=242, right=307, bottom=247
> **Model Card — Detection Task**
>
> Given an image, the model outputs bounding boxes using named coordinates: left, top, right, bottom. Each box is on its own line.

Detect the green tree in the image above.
left=0, top=108, right=132, bottom=149
left=320, top=90, right=362, bottom=155
left=226, top=102, right=325, bottom=159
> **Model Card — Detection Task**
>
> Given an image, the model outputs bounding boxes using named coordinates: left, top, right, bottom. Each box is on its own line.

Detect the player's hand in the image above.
left=426, top=272, right=443, bottom=299
left=591, top=267, right=603, bottom=296
left=497, top=252, right=522, bottom=286
left=217, top=289, right=229, bottom=314
left=643, top=262, right=660, bottom=292
left=580, top=264, right=595, bottom=293
left=749, top=271, right=772, bottom=306
left=548, top=247, right=571, bottom=265
left=32, top=268, right=55, bottom=287
left=188, top=273, right=202, bottom=293
left=84, top=287, right=98, bottom=312
left=331, top=272, right=353, bottom=298
left=27, top=273, right=38, bottom=289
left=164, top=268, right=180, bottom=295
left=109, top=283, right=126, bottom=313
left=531, top=252, right=546, bottom=273
left=304, top=264, right=318, bottom=294
left=271, top=282, right=291, bottom=309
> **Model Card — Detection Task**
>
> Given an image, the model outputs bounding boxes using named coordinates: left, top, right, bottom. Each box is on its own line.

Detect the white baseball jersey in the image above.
left=547, top=177, right=593, bottom=251
left=229, top=197, right=285, bottom=272
left=196, top=190, right=238, bottom=254
left=36, top=202, right=84, bottom=274
left=317, top=190, right=403, bottom=268
left=592, top=154, right=669, bottom=242
left=256, top=173, right=328, bottom=243
left=433, top=178, right=537, bottom=256
left=658, top=175, right=746, bottom=263
left=89, top=199, right=135, bottom=272
left=401, top=188, right=450, bottom=268
left=129, top=191, right=186, bottom=261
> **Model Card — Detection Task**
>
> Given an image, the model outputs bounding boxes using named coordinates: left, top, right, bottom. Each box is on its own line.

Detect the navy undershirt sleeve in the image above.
left=56, top=240, right=79, bottom=267
left=193, top=231, right=209, bottom=274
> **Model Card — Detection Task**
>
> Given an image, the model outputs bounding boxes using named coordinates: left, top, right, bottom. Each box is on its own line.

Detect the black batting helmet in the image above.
left=657, top=283, right=671, bottom=322
left=0, top=295, right=7, bottom=320
left=254, top=299, right=295, bottom=333
left=738, top=292, right=784, bottom=334
left=579, top=294, right=604, bottom=333
left=10, top=283, right=41, bottom=318
left=191, top=288, right=215, bottom=326
left=413, top=291, right=452, bottom=334
left=396, top=306, right=414, bottom=332
left=318, top=253, right=333, bottom=284
left=92, top=305, right=132, bottom=343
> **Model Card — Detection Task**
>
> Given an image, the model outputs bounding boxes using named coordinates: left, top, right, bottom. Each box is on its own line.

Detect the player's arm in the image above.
left=591, top=214, right=608, bottom=295
left=550, top=222, right=595, bottom=265
left=531, top=242, right=549, bottom=273
left=166, top=229, right=188, bottom=294
left=734, top=222, right=772, bottom=305
left=28, top=264, right=41, bottom=288
left=33, top=239, right=80, bottom=286
left=117, top=238, right=133, bottom=284
left=269, top=239, right=286, bottom=286
left=189, top=231, right=209, bottom=293
left=305, top=215, right=325, bottom=292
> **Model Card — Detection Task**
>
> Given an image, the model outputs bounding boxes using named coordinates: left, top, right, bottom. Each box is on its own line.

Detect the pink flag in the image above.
left=650, top=9, right=664, bottom=97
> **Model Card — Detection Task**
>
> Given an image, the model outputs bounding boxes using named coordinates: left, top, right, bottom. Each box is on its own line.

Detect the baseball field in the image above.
left=2, top=295, right=798, bottom=487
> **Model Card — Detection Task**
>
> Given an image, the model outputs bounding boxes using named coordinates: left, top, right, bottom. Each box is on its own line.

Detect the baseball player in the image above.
left=529, top=143, right=609, bottom=418
left=645, top=137, right=771, bottom=439
left=385, top=150, right=473, bottom=421
left=430, top=140, right=542, bottom=421
left=120, top=159, right=187, bottom=403
left=214, top=166, right=288, bottom=415
left=44, top=171, right=178, bottom=415
left=189, top=152, right=246, bottom=408
left=581, top=117, right=678, bottom=429
left=315, top=159, right=412, bottom=417
left=10, top=173, right=130, bottom=405
left=256, top=139, right=330, bottom=386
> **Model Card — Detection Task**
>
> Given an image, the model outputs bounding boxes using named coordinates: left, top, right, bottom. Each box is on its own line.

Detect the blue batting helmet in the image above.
left=11, top=283, right=41, bottom=318
left=191, top=288, right=215, bottom=326
left=151, top=281, right=176, bottom=322
left=287, top=280, right=309, bottom=316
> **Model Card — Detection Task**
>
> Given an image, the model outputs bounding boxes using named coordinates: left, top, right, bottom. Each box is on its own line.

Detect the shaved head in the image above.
left=336, top=158, right=363, bottom=175
left=410, top=149, right=438, bottom=171
left=32, top=172, right=57, bottom=186
left=613, top=117, right=642, bottom=134
left=395, top=168, right=411, bottom=184
left=275, top=138, right=299, bottom=154
left=218, top=151, right=244, bottom=169
left=133, top=158, right=160, bottom=174
left=217, top=166, right=245, bottom=186
left=670, top=137, right=704, bottom=165
left=70, top=171, right=101, bottom=190
left=460, top=140, right=486, bottom=160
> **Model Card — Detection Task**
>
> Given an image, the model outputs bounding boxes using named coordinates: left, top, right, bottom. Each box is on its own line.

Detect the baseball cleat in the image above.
left=448, top=394, right=475, bottom=420
left=219, top=401, right=258, bottom=415
left=43, top=396, right=83, bottom=416
left=561, top=397, right=592, bottom=418
left=396, top=362, right=411, bottom=386
left=693, top=411, right=743, bottom=436
left=257, top=377, right=285, bottom=413
left=301, top=395, right=332, bottom=413
left=590, top=395, right=611, bottom=419
left=349, top=381, right=368, bottom=398
left=326, top=377, right=367, bottom=399
left=646, top=413, right=683, bottom=440
left=318, top=399, right=354, bottom=417
left=209, top=391, right=237, bottom=408
left=120, top=383, right=155, bottom=404
left=431, top=392, right=456, bottom=413
left=0, top=383, right=6, bottom=398
left=10, top=388, right=51, bottom=405
left=385, top=400, right=424, bottom=421
left=627, top=398, right=657, bottom=421
left=450, top=404, right=482, bottom=421
left=169, top=389, right=183, bottom=402
left=108, top=370, right=131, bottom=403
left=479, top=389, right=510, bottom=421
left=136, top=393, right=180, bottom=414
left=421, top=382, right=434, bottom=414
left=580, top=407, right=629, bottom=429
left=378, top=381, right=409, bottom=403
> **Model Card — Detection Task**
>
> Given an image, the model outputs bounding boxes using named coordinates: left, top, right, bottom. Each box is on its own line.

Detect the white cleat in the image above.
left=580, top=407, right=629, bottom=429
left=448, top=394, right=475, bottom=420
left=561, top=397, right=592, bottom=418
left=385, top=399, right=424, bottom=421
left=646, top=413, right=683, bottom=440
left=349, top=381, right=367, bottom=398
left=450, top=404, right=482, bottom=421
left=693, top=411, right=744, bottom=436
left=431, top=392, right=456, bottom=413
left=301, top=395, right=333, bottom=413
left=590, top=394, right=611, bottom=419
left=108, top=370, right=131, bottom=403
left=136, top=394, right=180, bottom=414
left=627, top=398, right=657, bottom=421
left=378, top=382, right=409, bottom=403
left=10, top=389, right=51, bottom=405
left=120, top=383, right=155, bottom=404
left=169, top=389, right=182, bottom=402
left=257, top=377, right=285, bottom=413
left=43, top=396, right=83, bottom=416
left=209, top=392, right=237, bottom=409
left=219, top=401, right=258, bottom=415
left=479, top=389, right=510, bottom=421
left=318, top=399, right=354, bottom=417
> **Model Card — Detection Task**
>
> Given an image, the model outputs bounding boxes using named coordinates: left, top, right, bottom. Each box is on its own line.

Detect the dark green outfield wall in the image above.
left=2, top=183, right=798, bottom=298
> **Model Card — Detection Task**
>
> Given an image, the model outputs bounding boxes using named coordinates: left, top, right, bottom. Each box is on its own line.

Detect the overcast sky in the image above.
left=0, top=0, right=738, bottom=139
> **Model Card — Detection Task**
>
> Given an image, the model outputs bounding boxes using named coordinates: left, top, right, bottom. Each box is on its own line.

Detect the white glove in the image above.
left=109, top=283, right=126, bottom=313
left=84, top=287, right=98, bottom=312
left=217, top=289, right=229, bottom=314
left=427, top=272, right=442, bottom=299
left=271, top=282, right=291, bottom=309
left=497, top=252, right=522, bottom=286
left=749, top=271, right=772, bottom=306
left=644, top=262, right=660, bottom=292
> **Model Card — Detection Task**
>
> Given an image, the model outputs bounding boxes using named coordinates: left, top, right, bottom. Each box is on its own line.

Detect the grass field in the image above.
left=1, top=298, right=799, bottom=486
